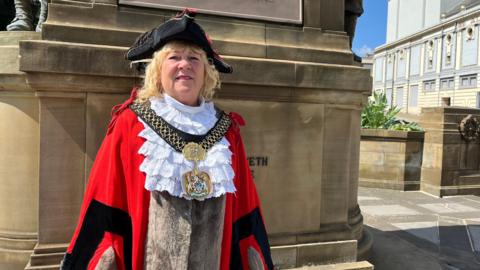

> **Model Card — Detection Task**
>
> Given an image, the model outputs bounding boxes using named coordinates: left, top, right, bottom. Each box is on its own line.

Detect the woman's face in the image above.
left=160, top=46, right=205, bottom=106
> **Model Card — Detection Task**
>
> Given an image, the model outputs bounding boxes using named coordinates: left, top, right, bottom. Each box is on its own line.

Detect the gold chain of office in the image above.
left=129, top=101, right=232, bottom=153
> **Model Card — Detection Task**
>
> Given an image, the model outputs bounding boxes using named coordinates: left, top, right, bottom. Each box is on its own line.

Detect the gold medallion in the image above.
left=182, top=170, right=212, bottom=200
left=182, top=142, right=206, bottom=162
left=182, top=142, right=212, bottom=199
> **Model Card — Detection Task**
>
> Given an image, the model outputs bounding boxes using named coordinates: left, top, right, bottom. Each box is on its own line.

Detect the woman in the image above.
left=61, top=9, right=274, bottom=270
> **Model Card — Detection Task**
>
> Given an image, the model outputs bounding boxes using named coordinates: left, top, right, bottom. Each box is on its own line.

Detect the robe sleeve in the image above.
left=61, top=111, right=134, bottom=270
left=221, top=112, right=274, bottom=270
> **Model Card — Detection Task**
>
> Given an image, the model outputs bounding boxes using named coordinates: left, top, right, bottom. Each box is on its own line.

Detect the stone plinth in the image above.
left=359, top=129, right=424, bottom=191
left=0, top=0, right=372, bottom=269
left=420, top=107, right=480, bottom=197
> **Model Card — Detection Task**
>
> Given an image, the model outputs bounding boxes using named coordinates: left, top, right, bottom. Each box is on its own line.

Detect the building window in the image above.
left=374, top=57, right=384, bottom=82
left=386, top=88, right=392, bottom=107
left=396, top=87, right=404, bottom=108
left=409, top=85, right=418, bottom=107
left=427, top=40, right=434, bottom=69
left=440, top=77, right=454, bottom=90
left=460, top=74, right=477, bottom=88
left=423, top=80, right=436, bottom=92
left=386, top=54, right=394, bottom=81
left=445, top=34, right=453, bottom=65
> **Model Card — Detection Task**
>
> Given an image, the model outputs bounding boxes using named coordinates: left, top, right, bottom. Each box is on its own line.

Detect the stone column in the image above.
left=0, top=32, right=40, bottom=270
left=0, top=92, right=39, bottom=270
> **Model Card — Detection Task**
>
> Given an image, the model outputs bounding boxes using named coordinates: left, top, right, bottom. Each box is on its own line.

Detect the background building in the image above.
left=373, top=0, right=480, bottom=113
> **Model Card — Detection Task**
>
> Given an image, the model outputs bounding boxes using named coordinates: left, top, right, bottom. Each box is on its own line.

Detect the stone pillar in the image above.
left=25, top=92, right=130, bottom=269
left=0, top=32, right=40, bottom=270
left=420, top=107, right=480, bottom=197
left=0, top=92, right=39, bottom=270
left=37, top=92, right=86, bottom=245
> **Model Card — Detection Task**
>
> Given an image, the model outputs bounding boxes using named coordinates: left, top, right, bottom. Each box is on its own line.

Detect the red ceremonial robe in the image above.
left=61, top=91, right=274, bottom=270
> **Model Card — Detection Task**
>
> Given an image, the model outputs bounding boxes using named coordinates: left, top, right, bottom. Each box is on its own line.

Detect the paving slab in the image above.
left=391, top=221, right=439, bottom=244
left=465, top=223, right=480, bottom=251
left=359, top=187, right=480, bottom=270
left=361, top=205, right=421, bottom=216
left=418, top=203, right=478, bottom=214
left=357, top=196, right=381, bottom=201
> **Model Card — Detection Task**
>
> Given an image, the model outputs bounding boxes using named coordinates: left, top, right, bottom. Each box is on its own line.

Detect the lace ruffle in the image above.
left=137, top=96, right=236, bottom=199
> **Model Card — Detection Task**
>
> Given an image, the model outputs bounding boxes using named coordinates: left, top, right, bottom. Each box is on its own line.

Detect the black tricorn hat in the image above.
left=125, top=9, right=233, bottom=73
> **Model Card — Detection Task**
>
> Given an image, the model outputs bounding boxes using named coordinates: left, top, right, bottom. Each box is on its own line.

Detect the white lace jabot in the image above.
left=137, top=94, right=236, bottom=200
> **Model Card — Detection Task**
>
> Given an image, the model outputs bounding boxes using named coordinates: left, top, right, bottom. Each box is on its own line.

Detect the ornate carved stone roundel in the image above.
left=459, top=114, right=480, bottom=142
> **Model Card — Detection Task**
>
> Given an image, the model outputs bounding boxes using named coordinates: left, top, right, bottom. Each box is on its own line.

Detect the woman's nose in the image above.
left=178, top=58, right=191, bottom=69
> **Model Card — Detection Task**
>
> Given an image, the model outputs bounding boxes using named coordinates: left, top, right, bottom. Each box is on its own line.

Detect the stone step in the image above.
left=19, top=40, right=370, bottom=92
left=458, top=174, right=480, bottom=185
left=46, top=2, right=164, bottom=32
left=29, top=252, right=64, bottom=266
left=25, top=263, right=61, bottom=270
left=43, top=3, right=354, bottom=65
left=43, top=22, right=140, bottom=48
left=291, top=261, right=374, bottom=270
left=33, top=243, right=68, bottom=254
left=50, top=0, right=93, bottom=7
left=42, top=22, right=353, bottom=66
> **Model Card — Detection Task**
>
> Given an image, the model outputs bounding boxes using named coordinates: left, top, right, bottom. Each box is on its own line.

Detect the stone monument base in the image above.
left=420, top=107, right=480, bottom=197
left=1, top=0, right=373, bottom=268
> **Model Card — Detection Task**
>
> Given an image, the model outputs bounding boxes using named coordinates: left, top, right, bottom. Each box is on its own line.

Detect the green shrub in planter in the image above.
left=361, top=91, right=422, bottom=131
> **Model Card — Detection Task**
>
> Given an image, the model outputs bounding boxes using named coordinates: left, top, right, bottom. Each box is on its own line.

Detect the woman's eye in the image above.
left=168, top=55, right=180, bottom=60
left=189, top=56, right=200, bottom=61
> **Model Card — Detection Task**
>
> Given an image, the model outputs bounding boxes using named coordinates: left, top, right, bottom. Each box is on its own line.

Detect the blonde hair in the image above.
left=136, top=40, right=221, bottom=103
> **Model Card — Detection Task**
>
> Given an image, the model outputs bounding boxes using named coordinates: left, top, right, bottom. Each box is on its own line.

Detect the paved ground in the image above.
left=359, top=187, right=480, bottom=270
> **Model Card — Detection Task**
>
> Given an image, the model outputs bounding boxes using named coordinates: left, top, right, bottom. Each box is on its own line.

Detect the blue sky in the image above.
left=353, top=0, right=388, bottom=57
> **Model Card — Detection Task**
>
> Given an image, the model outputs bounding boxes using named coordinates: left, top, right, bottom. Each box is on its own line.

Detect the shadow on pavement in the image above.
left=365, top=225, right=480, bottom=270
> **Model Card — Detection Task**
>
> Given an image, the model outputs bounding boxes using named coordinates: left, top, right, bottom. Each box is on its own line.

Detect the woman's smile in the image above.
left=175, top=74, right=193, bottom=80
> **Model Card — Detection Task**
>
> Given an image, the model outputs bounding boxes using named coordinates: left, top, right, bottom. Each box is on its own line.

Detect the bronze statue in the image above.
left=7, top=0, right=47, bottom=32
left=345, top=0, right=364, bottom=62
